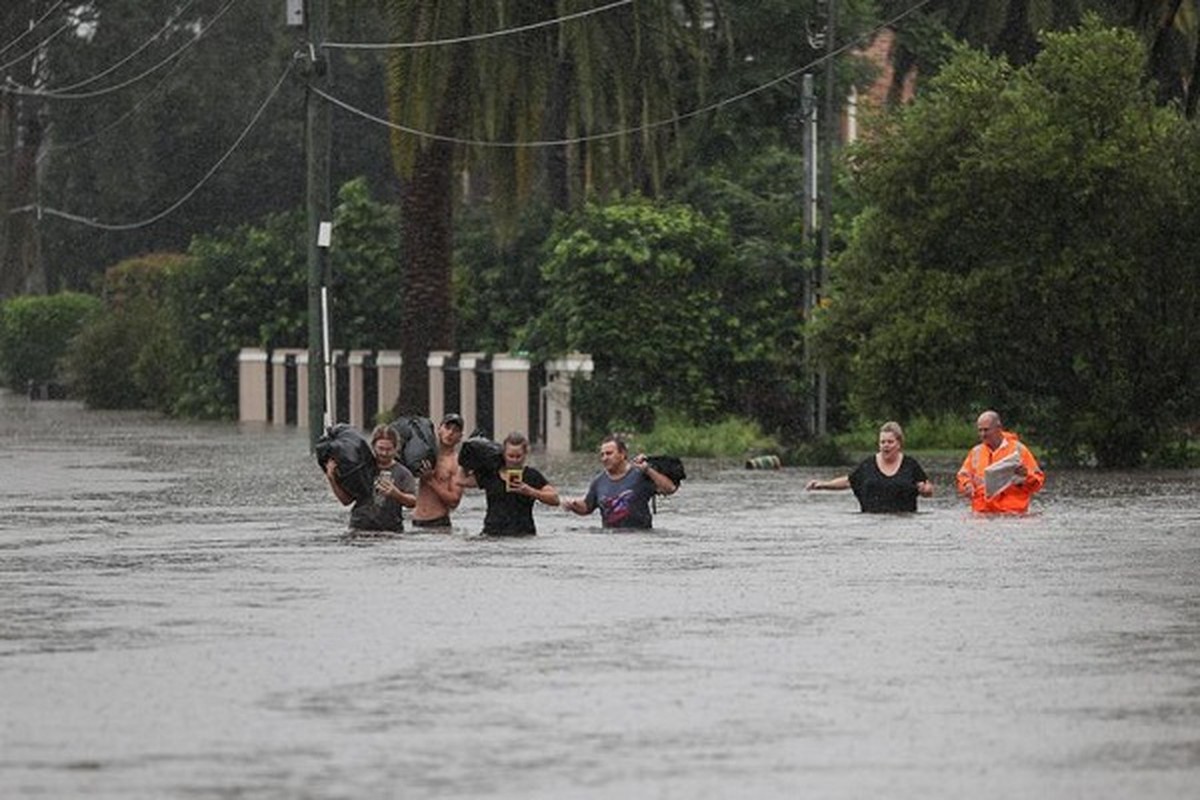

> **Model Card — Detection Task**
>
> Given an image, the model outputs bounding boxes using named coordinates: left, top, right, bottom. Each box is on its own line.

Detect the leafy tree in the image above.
left=818, top=19, right=1200, bottom=466
left=669, top=146, right=812, bottom=436
left=380, top=0, right=719, bottom=414
left=884, top=1, right=1200, bottom=116
left=527, top=196, right=736, bottom=430
left=168, top=178, right=402, bottom=418
left=1, top=1, right=396, bottom=295
left=452, top=202, right=555, bottom=354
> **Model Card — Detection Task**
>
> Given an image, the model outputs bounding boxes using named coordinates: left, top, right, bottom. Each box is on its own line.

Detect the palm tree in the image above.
left=380, top=0, right=718, bottom=414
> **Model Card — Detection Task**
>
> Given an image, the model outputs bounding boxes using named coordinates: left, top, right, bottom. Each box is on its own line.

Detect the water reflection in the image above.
left=1, top=392, right=1198, bottom=798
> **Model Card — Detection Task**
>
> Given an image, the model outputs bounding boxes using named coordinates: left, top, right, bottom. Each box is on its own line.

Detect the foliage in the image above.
left=528, top=196, right=737, bottom=430
left=167, top=179, right=402, bottom=418
left=0, top=292, right=102, bottom=388
left=832, top=414, right=981, bottom=453
left=667, top=146, right=812, bottom=436
left=0, top=1, right=396, bottom=294
left=817, top=19, right=1200, bottom=467
left=601, top=410, right=780, bottom=459
left=64, top=254, right=188, bottom=410
left=452, top=203, right=556, bottom=353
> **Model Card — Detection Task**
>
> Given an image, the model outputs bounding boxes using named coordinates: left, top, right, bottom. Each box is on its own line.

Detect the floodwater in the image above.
left=1, top=392, right=1198, bottom=800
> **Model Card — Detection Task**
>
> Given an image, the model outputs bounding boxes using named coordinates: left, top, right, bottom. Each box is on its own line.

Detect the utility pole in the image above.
left=800, top=72, right=818, bottom=438
left=817, top=0, right=835, bottom=438
left=804, top=0, right=833, bottom=439
left=299, top=0, right=332, bottom=447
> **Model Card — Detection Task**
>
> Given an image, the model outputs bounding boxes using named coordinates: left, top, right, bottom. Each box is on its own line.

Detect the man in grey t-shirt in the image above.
left=563, top=435, right=678, bottom=529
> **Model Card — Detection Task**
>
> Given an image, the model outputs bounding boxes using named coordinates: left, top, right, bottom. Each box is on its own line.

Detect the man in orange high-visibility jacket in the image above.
left=957, top=410, right=1045, bottom=513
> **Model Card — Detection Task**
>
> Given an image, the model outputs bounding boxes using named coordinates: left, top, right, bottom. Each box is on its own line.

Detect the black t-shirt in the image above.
left=477, top=465, right=549, bottom=535
left=848, top=455, right=928, bottom=513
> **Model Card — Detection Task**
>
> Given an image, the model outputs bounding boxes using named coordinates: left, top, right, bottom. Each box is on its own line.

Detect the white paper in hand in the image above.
left=983, top=451, right=1021, bottom=499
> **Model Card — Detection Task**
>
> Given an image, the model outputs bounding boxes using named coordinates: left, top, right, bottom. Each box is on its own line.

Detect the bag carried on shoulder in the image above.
left=315, top=424, right=376, bottom=502
left=645, top=455, right=686, bottom=490
left=389, top=416, right=438, bottom=475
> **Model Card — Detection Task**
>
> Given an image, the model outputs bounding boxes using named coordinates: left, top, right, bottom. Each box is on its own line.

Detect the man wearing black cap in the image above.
left=412, top=412, right=465, bottom=528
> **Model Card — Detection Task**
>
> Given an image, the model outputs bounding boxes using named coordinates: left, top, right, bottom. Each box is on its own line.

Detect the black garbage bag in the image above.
left=458, top=435, right=503, bottom=475
left=390, top=415, right=438, bottom=475
left=646, top=455, right=687, bottom=490
left=315, top=424, right=376, bottom=502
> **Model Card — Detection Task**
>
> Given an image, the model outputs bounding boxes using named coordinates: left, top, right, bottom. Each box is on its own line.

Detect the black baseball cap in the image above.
left=441, top=413, right=464, bottom=429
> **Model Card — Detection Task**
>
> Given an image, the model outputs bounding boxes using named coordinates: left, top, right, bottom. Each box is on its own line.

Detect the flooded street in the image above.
left=2, top=391, right=1198, bottom=799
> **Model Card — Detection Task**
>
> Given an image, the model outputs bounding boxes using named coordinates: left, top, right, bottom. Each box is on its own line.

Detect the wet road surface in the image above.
left=2, top=393, right=1198, bottom=798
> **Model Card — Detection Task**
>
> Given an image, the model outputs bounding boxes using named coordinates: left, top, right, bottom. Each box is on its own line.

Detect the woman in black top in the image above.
left=806, top=421, right=933, bottom=513
left=461, top=432, right=560, bottom=535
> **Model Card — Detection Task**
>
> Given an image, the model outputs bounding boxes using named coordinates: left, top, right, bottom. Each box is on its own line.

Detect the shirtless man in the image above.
left=411, top=413, right=465, bottom=529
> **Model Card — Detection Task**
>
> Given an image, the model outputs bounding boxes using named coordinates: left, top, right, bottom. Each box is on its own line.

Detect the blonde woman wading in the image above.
left=806, top=421, right=933, bottom=513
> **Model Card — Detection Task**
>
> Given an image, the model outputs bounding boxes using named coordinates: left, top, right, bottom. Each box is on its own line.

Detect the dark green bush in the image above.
left=64, top=254, right=187, bottom=410
left=0, top=292, right=102, bottom=390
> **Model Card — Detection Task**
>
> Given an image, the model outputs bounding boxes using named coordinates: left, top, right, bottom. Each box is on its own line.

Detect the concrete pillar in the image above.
left=295, top=350, right=310, bottom=431
left=491, top=353, right=530, bottom=440
left=457, top=351, right=485, bottom=435
left=544, top=353, right=594, bottom=454
left=347, top=349, right=371, bottom=429
left=427, top=350, right=453, bottom=422
left=376, top=350, right=401, bottom=415
left=237, top=347, right=269, bottom=423
left=271, top=348, right=305, bottom=426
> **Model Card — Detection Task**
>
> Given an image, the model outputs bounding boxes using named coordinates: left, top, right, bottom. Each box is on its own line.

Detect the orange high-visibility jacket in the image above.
left=956, top=431, right=1044, bottom=513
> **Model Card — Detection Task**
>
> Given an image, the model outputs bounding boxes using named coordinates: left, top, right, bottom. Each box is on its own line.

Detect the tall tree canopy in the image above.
left=816, top=17, right=1200, bottom=466
left=380, top=0, right=721, bottom=413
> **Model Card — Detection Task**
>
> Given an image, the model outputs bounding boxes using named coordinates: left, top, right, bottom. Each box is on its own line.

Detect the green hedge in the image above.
left=0, top=292, right=102, bottom=389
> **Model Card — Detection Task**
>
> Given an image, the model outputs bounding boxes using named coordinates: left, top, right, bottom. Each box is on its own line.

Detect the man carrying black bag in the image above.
left=322, top=424, right=417, bottom=532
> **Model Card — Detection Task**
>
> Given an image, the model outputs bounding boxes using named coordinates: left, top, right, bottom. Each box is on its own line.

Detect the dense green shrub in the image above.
left=64, top=254, right=187, bottom=410
left=622, top=411, right=780, bottom=459
left=527, top=197, right=737, bottom=431
left=168, top=178, right=403, bottom=418
left=0, top=292, right=102, bottom=390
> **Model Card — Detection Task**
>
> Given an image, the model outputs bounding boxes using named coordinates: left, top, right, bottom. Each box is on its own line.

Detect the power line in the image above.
left=41, top=0, right=203, bottom=95
left=6, top=0, right=241, bottom=101
left=0, top=18, right=71, bottom=74
left=323, top=0, right=633, bottom=50
left=9, top=58, right=295, bottom=231
left=33, top=52, right=191, bottom=163
left=313, top=0, right=933, bottom=149
left=0, top=0, right=66, bottom=60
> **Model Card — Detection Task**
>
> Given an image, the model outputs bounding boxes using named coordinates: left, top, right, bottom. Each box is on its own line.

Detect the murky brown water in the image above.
left=2, top=392, right=1198, bottom=798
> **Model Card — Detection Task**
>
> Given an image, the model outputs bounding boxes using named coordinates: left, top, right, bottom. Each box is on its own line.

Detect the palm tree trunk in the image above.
left=542, top=54, right=574, bottom=211
left=394, top=136, right=455, bottom=416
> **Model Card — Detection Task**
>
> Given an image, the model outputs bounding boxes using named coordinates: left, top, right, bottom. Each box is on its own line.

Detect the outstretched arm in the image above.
left=562, top=496, right=592, bottom=516
left=806, top=476, right=850, bottom=491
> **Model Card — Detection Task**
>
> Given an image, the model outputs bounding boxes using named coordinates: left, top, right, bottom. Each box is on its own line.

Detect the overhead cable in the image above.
left=0, top=0, right=66, bottom=60
left=42, top=0, right=202, bottom=94
left=7, top=0, right=240, bottom=100
left=0, top=19, right=71, bottom=74
left=314, top=0, right=932, bottom=149
left=323, top=0, right=633, bottom=50
left=9, top=58, right=295, bottom=231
